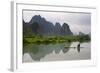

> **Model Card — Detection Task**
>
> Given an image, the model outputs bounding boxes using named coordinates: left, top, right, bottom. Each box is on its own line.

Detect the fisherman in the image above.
left=77, top=43, right=80, bottom=52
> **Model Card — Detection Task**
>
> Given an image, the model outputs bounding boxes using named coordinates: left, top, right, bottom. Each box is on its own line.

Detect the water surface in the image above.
left=23, top=42, right=91, bottom=62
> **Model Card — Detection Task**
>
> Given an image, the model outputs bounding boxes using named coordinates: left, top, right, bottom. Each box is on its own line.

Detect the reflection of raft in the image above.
left=64, top=46, right=84, bottom=49
left=64, top=43, right=83, bottom=49
left=64, top=46, right=76, bottom=48
left=64, top=43, right=85, bottom=53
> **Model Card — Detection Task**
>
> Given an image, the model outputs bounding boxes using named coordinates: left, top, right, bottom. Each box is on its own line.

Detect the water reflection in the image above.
left=23, top=42, right=70, bottom=61
left=23, top=42, right=91, bottom=62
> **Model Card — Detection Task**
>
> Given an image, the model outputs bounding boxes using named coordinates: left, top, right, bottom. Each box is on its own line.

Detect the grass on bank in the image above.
left=23, top=35, right=90, bottom=44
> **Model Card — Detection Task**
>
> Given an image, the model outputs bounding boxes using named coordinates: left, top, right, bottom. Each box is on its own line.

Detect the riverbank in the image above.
left=23, top=35, right=90, bottom=44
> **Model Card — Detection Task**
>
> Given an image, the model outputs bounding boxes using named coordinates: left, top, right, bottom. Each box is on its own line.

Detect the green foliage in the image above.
left=23, top=35, right=90, bottom=45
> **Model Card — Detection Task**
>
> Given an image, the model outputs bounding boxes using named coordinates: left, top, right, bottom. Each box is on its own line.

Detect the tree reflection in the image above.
left=23, top=42, right=84, bottom=62
left=23, top=42, right=71, bottom=61
left=62, top=43, right=71, bottom=53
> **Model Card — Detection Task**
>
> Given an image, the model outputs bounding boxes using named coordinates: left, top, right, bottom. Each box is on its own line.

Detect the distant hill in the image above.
left=23, top=15, right=73, bottom=36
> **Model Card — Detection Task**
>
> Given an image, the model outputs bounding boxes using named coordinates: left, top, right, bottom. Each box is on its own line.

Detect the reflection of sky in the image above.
left=23, top=42, right=91, bottom=62
left=23, top=11, right=91, bottom=34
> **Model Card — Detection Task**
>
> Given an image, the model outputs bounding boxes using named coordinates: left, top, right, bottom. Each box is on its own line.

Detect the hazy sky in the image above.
left=23, top=10, right=91, bottom=34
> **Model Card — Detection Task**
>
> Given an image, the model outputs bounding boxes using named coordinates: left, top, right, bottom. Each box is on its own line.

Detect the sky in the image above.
left=23, top=10, right=91, bottom=34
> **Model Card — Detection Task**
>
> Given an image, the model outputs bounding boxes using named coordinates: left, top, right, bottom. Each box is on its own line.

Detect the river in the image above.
left=23, top=42, right=91, bottom=62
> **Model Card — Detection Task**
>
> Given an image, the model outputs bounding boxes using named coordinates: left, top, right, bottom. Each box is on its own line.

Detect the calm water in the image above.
left=23, top=42, right=91, bottom=62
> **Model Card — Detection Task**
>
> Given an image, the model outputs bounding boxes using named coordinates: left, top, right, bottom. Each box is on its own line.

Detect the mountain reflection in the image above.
left=23, top=42, right=91, bottom=62
left=23, top=42, right=72, bottom=61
